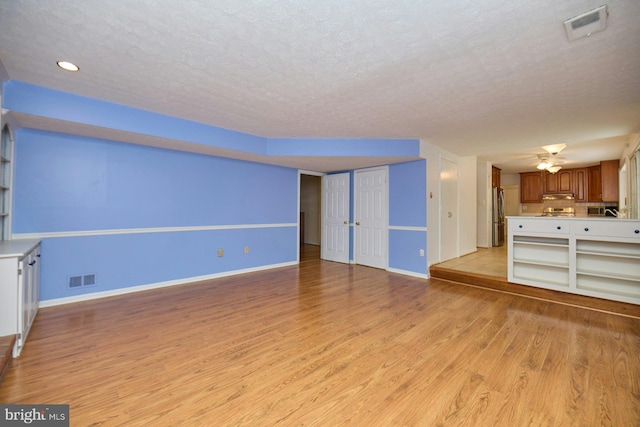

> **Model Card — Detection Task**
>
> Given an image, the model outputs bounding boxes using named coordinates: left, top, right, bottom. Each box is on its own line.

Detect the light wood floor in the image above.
left=1, top=245, right=639, bottom=426
left=435, top=246, right=508, bottom=278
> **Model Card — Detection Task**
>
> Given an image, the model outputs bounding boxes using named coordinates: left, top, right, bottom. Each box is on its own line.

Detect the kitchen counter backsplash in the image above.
left=521, top=201, right=617, bottom=217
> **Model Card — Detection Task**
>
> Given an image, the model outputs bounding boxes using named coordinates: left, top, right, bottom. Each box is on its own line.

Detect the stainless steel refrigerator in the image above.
left=492, top=187, right=505, bottom=247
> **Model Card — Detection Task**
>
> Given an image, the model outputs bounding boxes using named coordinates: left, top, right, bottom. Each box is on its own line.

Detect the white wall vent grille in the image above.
left=68, top=276, right=82, bottom=288
left=68, top=274, right=97, bottom=288
left=83, top=274, right=96, bottom=286
left=564, top=5, right=608, bottom=41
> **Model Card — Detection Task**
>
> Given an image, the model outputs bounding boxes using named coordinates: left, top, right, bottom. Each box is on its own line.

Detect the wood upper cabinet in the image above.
left=588, top=160, right=619, bottom=202
left=600, top=160, right=619, bottom=202
left=588, top=165, right=602, bottom=202
left=572, top=168, right=588, bottom=202
left=522, top=161, right=617, bottom=204
left=520, top=171, right=543, bottom=203
left=543, top=171, right=558, bottom=193
left=543, top=169, right=573, bottom=194
left=557, top=169, right=572, bottom=193
left=492, top=166, right=501, bottom=188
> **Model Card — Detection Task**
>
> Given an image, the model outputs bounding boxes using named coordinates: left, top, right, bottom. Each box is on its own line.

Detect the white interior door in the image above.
left=321, top=173, right=350, bottom=263
left=355, top=167, right=388, bottom=269
left=440, top=158, right=459, bottom=262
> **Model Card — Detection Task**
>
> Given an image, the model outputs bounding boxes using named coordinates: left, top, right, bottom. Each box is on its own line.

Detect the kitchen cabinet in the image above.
left=588, top=160, right=619, bottom=203
left=543, top=169, right=572, bottom=194
left=557, top=169, right=573, bottom=193
left=521, top=162, right=617, bottom=204
left=520, top=171, right=543, bottom=203
left=508, top=217, right=640, bottom=305
left=543, top=171, right=557, bottom=193
left=492, top=166, right=501, bottom=188
left=588, top=165, right=602, bottom=202
left=572, top=168, right=588, bottom=202
left=523, top=167, right=591, bottom=203
left=0, top=239, right=41, bottom=357
left=600, top=159, right=619, bottom=202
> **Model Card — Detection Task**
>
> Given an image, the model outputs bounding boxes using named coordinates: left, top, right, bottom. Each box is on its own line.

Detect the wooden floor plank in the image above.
left=1, top=245, right=639, bottom=426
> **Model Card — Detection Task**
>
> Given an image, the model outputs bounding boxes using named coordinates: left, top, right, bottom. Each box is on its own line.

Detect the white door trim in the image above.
left=298, top=170, right=325, bottom=262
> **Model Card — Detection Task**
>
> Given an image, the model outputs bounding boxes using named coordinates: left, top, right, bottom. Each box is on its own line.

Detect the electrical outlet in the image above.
left=419, top=249, right=425, bottom=257
left=244, top=246, right=249, bottom=254
left=217, top=248, right=224, bottom=257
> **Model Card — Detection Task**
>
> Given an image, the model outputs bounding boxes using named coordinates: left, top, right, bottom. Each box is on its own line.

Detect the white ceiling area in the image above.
left=1, top=0, right=639, bottom=173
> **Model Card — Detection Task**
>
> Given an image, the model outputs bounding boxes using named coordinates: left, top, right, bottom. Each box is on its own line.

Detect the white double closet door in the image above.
left=321, top=167, right=388, bottom=269
left=321, top=172, right=350, bottom=263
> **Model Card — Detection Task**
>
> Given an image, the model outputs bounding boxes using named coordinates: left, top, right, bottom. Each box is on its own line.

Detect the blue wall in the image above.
left=330, top=162, right=427, bottom=275
left=389, top=160, right=427, bottom=275
left=5, top=80, right=429, bottom=301
left=13, top=129, right=299, bottom=300
left=3, top=81, right=421, bottom=159
left=14, top=130, right=295, bottom=232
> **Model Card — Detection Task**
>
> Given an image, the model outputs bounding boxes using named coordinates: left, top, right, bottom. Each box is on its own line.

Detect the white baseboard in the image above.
left=386, top=267, right=430, bottom=280
left=39, top=261, right=298, bottom=307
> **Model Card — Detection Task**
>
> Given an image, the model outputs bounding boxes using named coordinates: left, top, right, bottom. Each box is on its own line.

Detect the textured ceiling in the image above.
left=1, top=0, right=639, bottom=172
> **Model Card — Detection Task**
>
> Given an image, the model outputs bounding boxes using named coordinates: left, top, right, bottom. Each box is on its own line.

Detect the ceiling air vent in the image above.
left=564, top=5, right=608, bottom=41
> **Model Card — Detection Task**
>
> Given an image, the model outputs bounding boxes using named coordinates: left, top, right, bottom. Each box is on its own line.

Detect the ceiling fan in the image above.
left=535, top=144, right=566, bottom=173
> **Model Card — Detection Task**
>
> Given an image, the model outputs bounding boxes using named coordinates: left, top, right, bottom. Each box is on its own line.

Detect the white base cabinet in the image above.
left=508, top=217, right=640, bottom=305
left=0, top=239, right=41, bottom=357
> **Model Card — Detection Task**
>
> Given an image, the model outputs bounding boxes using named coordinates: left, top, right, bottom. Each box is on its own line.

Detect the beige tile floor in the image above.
left=434, top=245, right=507, bottom=278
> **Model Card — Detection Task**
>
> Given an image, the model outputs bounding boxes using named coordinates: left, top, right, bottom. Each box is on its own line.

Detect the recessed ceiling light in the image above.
left=56, top=61, right=79, bottom=72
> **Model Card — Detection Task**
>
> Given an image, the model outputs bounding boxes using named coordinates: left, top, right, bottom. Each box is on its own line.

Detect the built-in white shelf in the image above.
left=508, top=217, right=640, bottom=305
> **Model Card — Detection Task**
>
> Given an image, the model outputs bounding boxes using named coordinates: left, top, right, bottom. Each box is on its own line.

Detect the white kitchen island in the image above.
left=507, top=216, right=640, bottom=305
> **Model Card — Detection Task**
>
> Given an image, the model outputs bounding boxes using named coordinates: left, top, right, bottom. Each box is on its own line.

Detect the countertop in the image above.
left=507, top=216, right=640, bottom=222
left=0, top=239, right=41, bottom=259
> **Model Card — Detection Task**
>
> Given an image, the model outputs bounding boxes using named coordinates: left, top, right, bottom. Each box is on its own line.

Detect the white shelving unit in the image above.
left=509, top=219, right=572, bottom=292
left=511, top=235, right=570, bottom=287
left=1, top=125, right=12, bottom=240
left=0, top=239, right=41, bottom=357
left=507, top=217, right=640, bottom=305
left=573, top=221, right=640, bottom=301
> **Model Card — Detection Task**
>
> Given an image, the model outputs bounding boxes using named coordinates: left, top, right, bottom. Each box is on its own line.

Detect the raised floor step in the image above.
left=429, top=265, right=640, bottom=318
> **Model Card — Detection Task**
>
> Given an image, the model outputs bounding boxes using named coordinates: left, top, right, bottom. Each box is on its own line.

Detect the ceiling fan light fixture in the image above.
left=547, top=166, right=562, bottom=173
left=537, top=161, right=553, bottom=170
left=56, top=60, right=79, bottom=72
left=542, top=143, right=567, bottom=155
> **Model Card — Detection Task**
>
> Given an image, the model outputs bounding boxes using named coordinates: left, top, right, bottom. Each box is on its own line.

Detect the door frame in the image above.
left=298, top=169, right=324, bottom=262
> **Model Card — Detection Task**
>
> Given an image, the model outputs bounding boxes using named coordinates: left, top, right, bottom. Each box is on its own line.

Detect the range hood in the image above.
left=542, top=193, right=575, bottom=201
